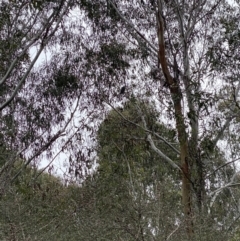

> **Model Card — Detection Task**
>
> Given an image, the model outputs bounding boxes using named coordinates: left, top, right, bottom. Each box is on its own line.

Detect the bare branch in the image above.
left=11, top=91, right=81, bottom=182
left=210, top=171, right=240, bottom=207
left=138, top=105, right=181, bottom=171
left=108, top=0, right=158, bottom=55
left=0, top=4, right=70, bottom=110
left=207, top=158, right=240, bottom=178
left=0, top=44, right=45, bottom=111
left=0, top=11, right=55, bottom=86
left=147, top=133, right=181, bottom=170
left=106, top=101, right=180, bottom=155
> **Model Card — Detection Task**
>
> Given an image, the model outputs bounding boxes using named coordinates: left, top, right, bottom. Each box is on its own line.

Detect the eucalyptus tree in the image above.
left=0, top=0, right=77, bottom=189
left=2, top=0, right=240, bottom=238
left=94, top=99, right=184, bottom=240
left=37, top=0, right=240, bottom=238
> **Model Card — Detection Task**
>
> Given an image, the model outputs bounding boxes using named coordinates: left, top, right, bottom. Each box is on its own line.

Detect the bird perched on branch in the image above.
left=120, top=86, right=126, bottom=94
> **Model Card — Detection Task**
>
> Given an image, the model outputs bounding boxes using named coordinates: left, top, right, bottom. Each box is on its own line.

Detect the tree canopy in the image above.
left=1, top=0, right=240, bottom=239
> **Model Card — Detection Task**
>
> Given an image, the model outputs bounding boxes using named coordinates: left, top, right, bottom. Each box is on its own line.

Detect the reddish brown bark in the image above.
left=156, top=4, right=193, bottom=237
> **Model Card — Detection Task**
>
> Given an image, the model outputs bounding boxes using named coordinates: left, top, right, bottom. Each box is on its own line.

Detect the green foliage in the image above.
left=0, top=165, right=80, bottom=241
left=94, top=99, right=240, bottom=240
left=84, top=41, right=131, bottom=80
left=1, top=0, right=240, bottom=239
left=99, top=42, right=130, bottom=72
left=79, top=0, right=102, bottom=23
left=94, top=99, right=185, bottom=239
left=0, top=98, right=238, bottom=240
left=79, top=0, right=120, bottom=25
left=98, top=99, right=179, bottom=185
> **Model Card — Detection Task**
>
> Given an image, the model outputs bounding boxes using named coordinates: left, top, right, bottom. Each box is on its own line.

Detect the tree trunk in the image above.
left=156, top=1, right=194, bottom=237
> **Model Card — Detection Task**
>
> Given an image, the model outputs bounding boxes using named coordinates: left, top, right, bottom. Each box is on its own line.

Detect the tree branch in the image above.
left=106, top=101, right=180, bottom=155
left=136, top=102, right=181, bottom=171
left=0, top=10, right=55, bottom=86
left=108, top=0, right=158, bottom=55
left=11, top=91, right=81, bottom=182
left=146, top=133, right=181, bottom=170
left=210, top=175, right=240, bottom=208
left=211, top=77, right=240, bottom=149
left=207, top=158, right=240, bottom=178
left=0, top=3, right=70, bottom=110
